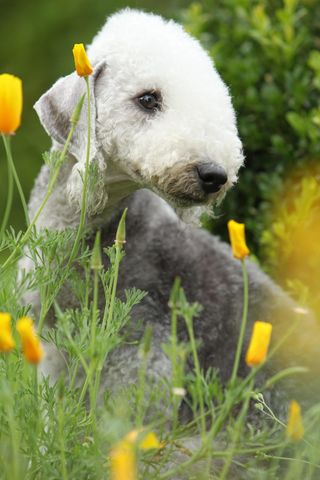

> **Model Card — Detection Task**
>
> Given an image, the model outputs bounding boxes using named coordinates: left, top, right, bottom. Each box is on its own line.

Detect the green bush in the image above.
left=181, top=0, right=320, bottom=254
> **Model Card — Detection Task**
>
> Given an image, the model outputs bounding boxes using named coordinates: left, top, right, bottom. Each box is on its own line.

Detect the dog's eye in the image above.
left=137, top=92, right=161, bottom=112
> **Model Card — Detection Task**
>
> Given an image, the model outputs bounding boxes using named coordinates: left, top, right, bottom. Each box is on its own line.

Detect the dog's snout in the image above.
left=196, top=163, right=228, bottom=194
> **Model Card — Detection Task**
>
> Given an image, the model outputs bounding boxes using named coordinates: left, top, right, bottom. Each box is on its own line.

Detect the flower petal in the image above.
left=0, top=312, right=16, bottom=352
left=245, top=321, right=272, bottom=367
left=72, top=44, right=93, bottom=77
left=0, top=74, right=23, bottom=134
left=227, top=220, right=250, bottom=260
left=16, top=317, right=43, bottom=364
left=287, top=400, right=304, bottom=441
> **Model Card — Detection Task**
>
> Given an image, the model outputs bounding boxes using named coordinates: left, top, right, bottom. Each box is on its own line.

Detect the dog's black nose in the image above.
left=196, top=163, right=228, bottom=194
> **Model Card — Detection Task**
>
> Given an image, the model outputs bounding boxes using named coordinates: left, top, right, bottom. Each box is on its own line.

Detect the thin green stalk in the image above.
left=170, top=297, right=181, bottom=436
left=37, top=284, right=49, bottom=335
left=90, top=268, right=99, bottom=357
left=3, top=360, right=20, bottom=480
left=106, top=245, right=121, bottom=328
left=136, top=353, right=148, bottom=426
left=92, top=237, right=124, bottom=405
left=230, top=259, right=249, bottom=385
left=68, top=76, right=91, bottom=264
left=5, top=390, right=20, bottom=480
left=101, top=273, right=113, bottom=331
left=78, top=259, right=100, bottom=411
left=58, top=397, right=68, bottom=480
left=219, top=379, right=254, bottom=479
left=0, top=150, right=14, bottom=237
left=185, top=311, right=206, bottom=441
left=88, top=267, right=99, bottom=427
left=1, top=119, right=78, bottom=273
left=2, top=134, right=29, bottom=226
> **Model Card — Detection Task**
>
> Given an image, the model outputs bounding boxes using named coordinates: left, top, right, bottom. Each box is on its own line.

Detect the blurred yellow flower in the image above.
left=125, top=429, right=161, bottom=450
left=245, top=321, right=272, bottom=367
left=227, top=220, right=250, bottom=260
left=72, top=44, right=93, bottom=77
left=110, top=441, right=137, bottom=480
left=110, top=429, right=161, bottom=480
left=16, top=317, right=43, bottom=364
left=0, top=312, right=16, bottom=352
left=287, top=400, right=304, bottom=441
left=0, top=74, right=23, bottom=134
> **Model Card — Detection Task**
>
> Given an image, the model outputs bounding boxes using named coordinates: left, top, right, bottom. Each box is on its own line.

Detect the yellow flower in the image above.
left=245, top=321, right=272, bottom=367
left=0, top=74, right=23, bottom=134
left=125, top=429, right=161, bottom=450
left=16, top=317, right=43, bottom=364
left=287, top=400, right=304, bottom=441
left=227, top=220, right=250, bottom=260
left=72, top=44, right=93, bottom=77
left=110, top=429, right=161, bottom=480
left=110, top=441, right=137, bottom=480
left=0, top=312, right=16, bottom=352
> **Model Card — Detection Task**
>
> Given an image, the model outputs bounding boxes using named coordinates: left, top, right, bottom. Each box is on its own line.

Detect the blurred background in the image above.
left=1, top=0, right=320, bottom=313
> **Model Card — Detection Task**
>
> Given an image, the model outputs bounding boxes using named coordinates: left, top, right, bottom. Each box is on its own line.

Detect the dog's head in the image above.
left=35, top=9, right=244, bottom=216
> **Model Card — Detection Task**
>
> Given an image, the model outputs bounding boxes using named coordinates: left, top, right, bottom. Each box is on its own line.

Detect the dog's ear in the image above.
left=34, top=62, right=107, bottom=214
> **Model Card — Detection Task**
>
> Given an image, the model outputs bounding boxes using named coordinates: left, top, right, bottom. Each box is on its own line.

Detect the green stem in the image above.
left=88, top=266, right=99, bottom=426
left=0, top=146, right=14, bottom=237
left=91, top=244, right=122, bottom=406
left=106, top=245, right=121, bottom=328
left=58, top=397, right=68, bottom=480
left=37, top=284, right=49, bottom=336
left=219, top=379, right=254, bottom=479
left=1, top=119, right=78, bottom=273
left=68, top=76, right=91, bottom=264
left=6, top=392, right=20, bottom=480
left=171, top=299, right=180, bottom=436
left=136, top=353, right=148, bottom=427
left=185, top=311, right=206, bottom=441
left=78, top=267, right=100, bottom=411
left=4, top=357, right=20, bottom=480
left=2, top=134, right=30, bottom=226
left=230, top=259, right=249, bottom=385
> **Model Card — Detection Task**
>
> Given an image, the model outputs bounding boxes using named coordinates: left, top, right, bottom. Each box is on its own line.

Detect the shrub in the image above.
left=181, top=0, right=320, bottom=255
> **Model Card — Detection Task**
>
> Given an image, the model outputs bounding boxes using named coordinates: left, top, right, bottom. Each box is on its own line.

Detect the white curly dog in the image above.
left=25, top=9, right=319, bottom=409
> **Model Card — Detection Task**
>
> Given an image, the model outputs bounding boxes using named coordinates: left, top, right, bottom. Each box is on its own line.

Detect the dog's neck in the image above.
left=91, top=158, right=139, bottom=226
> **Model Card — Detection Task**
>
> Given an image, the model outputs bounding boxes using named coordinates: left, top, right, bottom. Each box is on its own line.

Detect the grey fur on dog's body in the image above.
left=27, top=163, right=319, bottom=408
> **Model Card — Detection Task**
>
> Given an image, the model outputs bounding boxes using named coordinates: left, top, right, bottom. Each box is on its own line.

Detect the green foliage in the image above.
left=1, top=231, right=320, bottom=478
left=260, top=161, right=320, bottom=316
left=181, top=0, right=320, bottom=253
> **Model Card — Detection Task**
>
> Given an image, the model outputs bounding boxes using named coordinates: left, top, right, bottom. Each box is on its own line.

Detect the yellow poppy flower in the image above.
left=0, top=74, right=23, bottom=134
left=245, top=321, right=272, bottom=367
left=16, top=317, right=43, bottom=364
left=110, top=441, right=137, bottom=480
left=125, top=429, right=161, bottom=450
left=227, top=220, right=250, bottom=260
left=72, top=44, right=93, bottom=77
left=110, top=429, right=161, bottom=480
left=286, top=400, right=304, bottom=441
left=0, top=312, right=16, bottom=352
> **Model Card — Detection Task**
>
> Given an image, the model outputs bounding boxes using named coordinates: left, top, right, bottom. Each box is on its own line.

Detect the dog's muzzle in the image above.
left=152, top=160, right=229, bottom=207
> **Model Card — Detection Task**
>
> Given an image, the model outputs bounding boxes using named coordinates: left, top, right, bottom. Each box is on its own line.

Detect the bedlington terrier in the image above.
left=25, top=9, right=319, bottom=407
